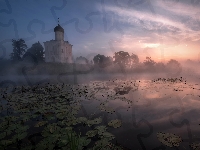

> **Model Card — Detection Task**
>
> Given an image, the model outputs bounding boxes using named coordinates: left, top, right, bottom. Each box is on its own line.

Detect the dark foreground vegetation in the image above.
left=0, top=77, right=200, bottom=149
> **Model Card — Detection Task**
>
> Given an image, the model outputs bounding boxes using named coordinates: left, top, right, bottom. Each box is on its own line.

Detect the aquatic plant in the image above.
left=0, top=80, right=134, bottom=149
left=1, top=78, right=197, bottom=149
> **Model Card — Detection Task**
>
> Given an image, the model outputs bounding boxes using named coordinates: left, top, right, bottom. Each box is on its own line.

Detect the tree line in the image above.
left=8, top=38, right=181, bottom=72
left=10, top=39, right=45, bottom=63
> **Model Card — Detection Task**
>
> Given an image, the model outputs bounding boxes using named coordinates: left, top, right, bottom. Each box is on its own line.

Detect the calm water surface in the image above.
left=0, top=73, right=200, bottom=149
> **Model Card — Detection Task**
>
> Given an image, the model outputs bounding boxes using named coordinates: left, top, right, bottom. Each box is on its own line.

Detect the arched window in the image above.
left=62, top=49, right=63, bottom=53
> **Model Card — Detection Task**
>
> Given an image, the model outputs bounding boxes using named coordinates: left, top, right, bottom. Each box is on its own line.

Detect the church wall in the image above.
left=44, top=41, right=59, bottom=63
left=65, top=41, right=73, bottom=63
left=55, top=31, right=64, bottom=41
left=68, top=45, right=72, bottom=63
left=57, top=42, right=72, bottom=63
left=44, top=25, right=73, bottom=64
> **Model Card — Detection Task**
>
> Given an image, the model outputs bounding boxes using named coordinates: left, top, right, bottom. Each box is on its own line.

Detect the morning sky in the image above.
left=0, top=0, right=200, bottom=62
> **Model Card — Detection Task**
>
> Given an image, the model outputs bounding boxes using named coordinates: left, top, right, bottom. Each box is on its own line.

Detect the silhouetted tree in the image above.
left=185, top=59, right=194, bottom=64
left=93, top=54, right=112, bottom=68
left=166, top=59, right=181, bottom=71
left=155, top=62, right=165, bottom=71
left=114, top=51, right=130, bottom=67
left=165, top=59, right=182, bottom=77
left=76, top=56, right=89, bottom=64
left=93, top=54, right=103, bottom=65
left=23, top=41, right=44, bottom=63
left=143, top=57, right=156, bottom=67
left=129, top=53, right=139, bottom=68
left=10, top=39, right=27, bottom=62
left=107, top=56, right=113, bottom=64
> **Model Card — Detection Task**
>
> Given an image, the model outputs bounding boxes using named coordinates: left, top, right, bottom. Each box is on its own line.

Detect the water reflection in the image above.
left=76, top=76, right=200, bottom=149
left=1, top=73, right=200, bottom=149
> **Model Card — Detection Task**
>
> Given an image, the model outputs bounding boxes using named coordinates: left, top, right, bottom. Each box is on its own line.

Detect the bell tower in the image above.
left=44, top=18, right=73, bottom=63
left=54, top=18, right=64, bottom=41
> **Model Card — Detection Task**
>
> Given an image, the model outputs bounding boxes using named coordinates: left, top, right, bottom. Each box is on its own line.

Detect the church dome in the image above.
left=54, top=24, right=64, bottom=33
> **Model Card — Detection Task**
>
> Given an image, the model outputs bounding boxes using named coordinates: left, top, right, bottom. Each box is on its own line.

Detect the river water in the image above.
left=0, top=72, right=200, bottom=149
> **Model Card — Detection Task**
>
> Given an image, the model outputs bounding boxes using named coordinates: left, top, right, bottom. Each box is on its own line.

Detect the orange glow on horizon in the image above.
left=106, top=40, right=200, bottom=63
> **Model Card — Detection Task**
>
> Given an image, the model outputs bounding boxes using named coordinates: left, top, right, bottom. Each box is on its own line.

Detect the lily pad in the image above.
left=86, top=130, right=98, bottom=138
left=0, top=132, right=7, bottom=140
left=79, top=136, right=91, bottom=147
left=21, top=145, right=34, bottom=150
left=35, top=139, right=49, bottom=150
left=15, top=125, right=29, bottom=133
left=0, top=121, right=9, bottom=131
left=190, top=142, right=200, bottom=150
left=34, top=121, right=48, bottom=127
left=12, top=132, right=27, bottom=141
left=93, top=139, right=110, bottom=149
left=48, top=124, right=61, bottom=134
left=0, top=139, right=13, bottom=146
left=94, top=125, right=107, bottom=133
left=22, top=116, right=30, bottom=122
left=56, top=113, right=66, bottom=120
left=65, top=126, right=73, bottom=131
left=108, top=119, right=122, bottom=128
left=157, top=132, right=182, bottom=147
left=57, top=138, right=68, bottom=147
left=77, top=117, right=88, bottom=123
left=100, top=132, right=115, bottom=140
left=87, top=117, right=102, bottom=127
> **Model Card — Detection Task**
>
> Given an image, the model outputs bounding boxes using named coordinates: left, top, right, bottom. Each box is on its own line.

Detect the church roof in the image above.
left=54, top=24, right=64, bottom=33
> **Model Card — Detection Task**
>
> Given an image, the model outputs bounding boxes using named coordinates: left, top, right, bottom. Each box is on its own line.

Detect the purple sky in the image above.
left=0, top=0, right=200, bottom=62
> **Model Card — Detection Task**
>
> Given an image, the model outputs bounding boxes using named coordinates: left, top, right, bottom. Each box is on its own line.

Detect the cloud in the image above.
left=102, top=5, right=188, bottom=31
left=144, top=43, right=160, bottom=48
left=154, top=0, right=200, bottom=32
left=97, top=1, right=200, bottom=45
left=154, top=0, right=200, bottom=20
left=85, top=2, right=200, bottom=61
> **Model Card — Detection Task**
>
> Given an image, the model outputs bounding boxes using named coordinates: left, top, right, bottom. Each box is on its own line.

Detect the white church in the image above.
left=44, top=22, right=73, bottom=63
